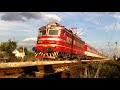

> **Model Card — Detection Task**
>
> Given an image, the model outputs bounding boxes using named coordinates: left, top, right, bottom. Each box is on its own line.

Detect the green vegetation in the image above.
left=70, top=60, right=120, bottom=78
left=0, top=39, right=17, bottom=60
left=0, top=39, right=36, bottom=62
left=99, top=61, right=120, bottom=78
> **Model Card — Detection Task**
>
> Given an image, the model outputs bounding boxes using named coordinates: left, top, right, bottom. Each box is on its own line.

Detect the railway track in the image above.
left=0, top=59, right=110, bottom=78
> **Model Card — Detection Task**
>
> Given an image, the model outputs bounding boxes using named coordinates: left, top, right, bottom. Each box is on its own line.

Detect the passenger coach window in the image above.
left=48, top=30, right=59, bottom=35
left=39, top=30, right=46, bottom=35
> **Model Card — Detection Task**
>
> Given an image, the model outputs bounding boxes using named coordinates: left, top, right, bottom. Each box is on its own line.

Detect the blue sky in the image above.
left=0, top=12, right=120, bottom=58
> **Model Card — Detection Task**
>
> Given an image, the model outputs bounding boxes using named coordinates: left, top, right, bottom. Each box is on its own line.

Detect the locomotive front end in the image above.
left=33, top=22, right=63, bottom=59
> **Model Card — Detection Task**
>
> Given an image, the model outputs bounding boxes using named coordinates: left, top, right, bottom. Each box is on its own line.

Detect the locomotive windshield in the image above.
left=39, top=30, right=46, bottom=36
left=48, top=30, right=59, bottom=36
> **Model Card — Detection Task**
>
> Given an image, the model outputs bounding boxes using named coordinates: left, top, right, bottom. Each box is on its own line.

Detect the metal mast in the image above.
left=114, top=42, right=118, bottom=60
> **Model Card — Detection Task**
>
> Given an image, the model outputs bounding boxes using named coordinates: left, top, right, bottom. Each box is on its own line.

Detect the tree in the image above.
left=23, top=47, right=34, bottom=56
left=0, top=39, right=17, bottom=60
left=0, top=39, right=17, bottom=53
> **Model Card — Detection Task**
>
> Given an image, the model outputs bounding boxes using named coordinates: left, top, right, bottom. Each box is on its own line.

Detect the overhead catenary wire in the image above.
left=106, top=13, right=119, bottom=56
left=94, top=12, right=107, bottom=54
left=98, top=13, right=119, bottom=57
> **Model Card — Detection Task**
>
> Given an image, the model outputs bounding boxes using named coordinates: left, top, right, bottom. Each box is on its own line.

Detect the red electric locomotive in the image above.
left=32, top=22, right=106, bottom=60
left=32, top=22, right=85, bottom=60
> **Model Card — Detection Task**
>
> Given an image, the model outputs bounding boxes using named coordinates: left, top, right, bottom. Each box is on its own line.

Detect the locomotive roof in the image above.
left=64, top=28, right=84, bottom=42
left=39, top=26, right=46, bottom=30
left=39, top=22, right=84, bottom=42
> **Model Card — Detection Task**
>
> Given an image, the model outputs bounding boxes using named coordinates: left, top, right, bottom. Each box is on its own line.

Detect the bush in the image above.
left=99, top=61, right=120, bottom=78
left=70, top=61, right=120, bottom=78
left=0, top=39, right=17, bottom=53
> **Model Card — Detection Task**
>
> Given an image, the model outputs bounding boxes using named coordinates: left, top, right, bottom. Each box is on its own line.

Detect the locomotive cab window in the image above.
left=39, top=30, right=46, bottom=36
left=48, top=29, right=60, bottom=36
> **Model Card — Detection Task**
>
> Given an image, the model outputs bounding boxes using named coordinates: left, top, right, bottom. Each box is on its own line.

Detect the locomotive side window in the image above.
left=39, top=30, right=46, bottom=36
left=48, top=30, right=60, bottom=36
left=62, top=32, right=66, bottom=37
left=73, top=40, right=84, bottom=48
left=67, top=37, right=72, bottom=44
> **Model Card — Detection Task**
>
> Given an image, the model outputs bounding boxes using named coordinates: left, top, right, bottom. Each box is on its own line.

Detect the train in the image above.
left=32, top=22, right=106, bottom=60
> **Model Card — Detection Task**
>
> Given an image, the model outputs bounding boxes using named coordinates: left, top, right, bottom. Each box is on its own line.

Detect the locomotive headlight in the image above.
left=45, top=45, right=48, bottom=47
left=37, top=41, right=43, bottom=44
left=50, top=41, right=56, bottom=44
left=40, top=41, right=43, bottom=43
left=52, top=46, right=56, bottom=48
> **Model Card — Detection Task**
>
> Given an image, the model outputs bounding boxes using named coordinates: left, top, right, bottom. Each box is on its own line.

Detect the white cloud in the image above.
left=42, top=13, right=62, bottom=22
left=22, top=37, right=37, bottom=42
left=0, top=12, right=63, bottom=46
left=112, top=14, right=120, bottom=20
left=0, top=20, right=38, bottom=42
left=18, top=40, right=36, bottom=51
left=19, top=37, right=37, bottom=50
left=0, top=12, right=62, bottom=23
left=19, top=41, right=36, bottom=46
left=105, top=23, right=120, bottom=32
left=0, top=20, right=35, bottom=32
left=0, top=12, right=41, bottom=22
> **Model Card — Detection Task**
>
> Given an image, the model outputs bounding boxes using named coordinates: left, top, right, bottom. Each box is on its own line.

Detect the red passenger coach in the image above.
left=84, top=43, right=105, bottom=59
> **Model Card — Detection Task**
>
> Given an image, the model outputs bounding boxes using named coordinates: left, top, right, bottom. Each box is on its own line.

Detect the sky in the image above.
left=0, top=12, right=120, bottom=58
